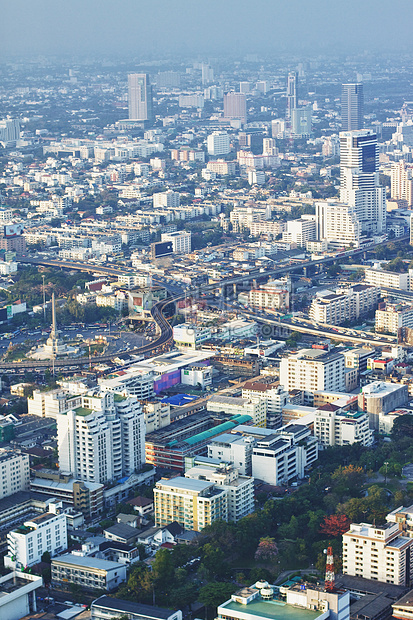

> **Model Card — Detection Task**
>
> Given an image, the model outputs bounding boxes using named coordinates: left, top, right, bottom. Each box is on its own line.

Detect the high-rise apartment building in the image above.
left=291, top=106, right=312, bottom=136
left=224, top=93, right=247, bottom=123
left=315, top=200, right=361, bottom=247
left=201, top=63, right=214, bottom=86
left=286, top=71, right=298, bottom=119
left=0, top=118, right=20, bottom=144
left=339, top=130, right=386, bottom=234
left=279, top=348, right=346, bottom=395
left=341, top=83, right=364, bottom=131
left=207, top=131, right=231, bottom=156
left=57, top=390, right=145, bottom=485
left=0, top=450, right=30, bottom=499
left=342, top=521, right=413, bottom=585
left=128, top=74, right=154, bottom=123
left=391, top=161, right=413, bottom=206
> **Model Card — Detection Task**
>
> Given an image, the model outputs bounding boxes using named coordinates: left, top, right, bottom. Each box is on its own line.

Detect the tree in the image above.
left=391, top=415, right=413, bottom=441
left=319, top=514, right=350, bottom=538
left=254, top=537, right=278, bottom=562
left=152, top=548, right=175, bottom=588
left=199, top=582, right=237, bottom=613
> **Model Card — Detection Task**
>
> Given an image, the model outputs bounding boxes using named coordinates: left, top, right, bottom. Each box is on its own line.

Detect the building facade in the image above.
left=341, top=83, right=364, bottom=131
left=128, top=73, right=153, bottom=123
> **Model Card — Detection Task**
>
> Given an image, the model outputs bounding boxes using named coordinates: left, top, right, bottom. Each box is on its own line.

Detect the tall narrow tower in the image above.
left=325, top=546, right=335, bottom=592
left=339, top=129, right=386, bottom=234
left=341, top=83, right=364, bottom=131
left=286, top=71, right=298, bottom=119
left=128, top=73, right=154, bottom=123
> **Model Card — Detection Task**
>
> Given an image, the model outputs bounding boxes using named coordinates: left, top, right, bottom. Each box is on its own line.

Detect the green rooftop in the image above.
left=75, top=406, right=93, bottom=417
left=220, top=598, right=322, bottom=620
left=114, top=394, right=127, bottom=402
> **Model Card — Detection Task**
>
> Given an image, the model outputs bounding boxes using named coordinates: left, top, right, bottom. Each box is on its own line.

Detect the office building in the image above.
left=207, top=130, right=231, bottom=156
left=208, top=434, right=255, bottom=476
left=57, top=390, right=145, bottom=484
left=391, top=161, right=413, bottom=207
left=52, top=554, right=127, bottom=591
left=0, top=118, right=20, bottom=144
left=291, top=106, right=312, bottom=136
left=161, top=231, right=191, bottom=254
left=224, top=92, right=247, bottom=123
left=91, top=597, right=183, bottom=620
left=0, top=450, right=30, bottom=500
left=0, top=572, right=43, bottom=620
left=314, top=404, right=373, bottom=447
left=5, top=510, right=67, bottom=569
left=128, top=73, right=154, bottom=123
left=375, top=303, right=413, bottom=334
left=185, top=464, right=255, bottom=523
left=342, top=521, right=413, bottom=585
left=315, top=200, right=361, bottom=247
left=286, top=71, right=298, bottom=119
left=341, top=83, right=364, bottom=131
left=309, top=285, right=379, bottom=326
left=339, top=130, right=386, bottom=235
left=172, top=324, right=211, bottom=349
left=154, top=477, right=228, bottom=531
left=280, top=348, right=346, bottom=395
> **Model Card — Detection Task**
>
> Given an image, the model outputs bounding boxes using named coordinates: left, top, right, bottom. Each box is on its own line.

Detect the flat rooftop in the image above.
left=219, top=597, right=322, bottom=620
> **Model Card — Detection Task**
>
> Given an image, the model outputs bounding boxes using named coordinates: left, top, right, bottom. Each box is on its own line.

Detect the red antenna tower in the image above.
left=325, top=546, right=335, bottom=592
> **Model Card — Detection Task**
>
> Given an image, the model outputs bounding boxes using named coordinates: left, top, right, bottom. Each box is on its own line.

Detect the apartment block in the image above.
left=207, top=395, right=267, bottom=427
left=242, top=381, right=288, bottom=429
left=161, top=231, right=191, bottom=254
left=375, top=303, right=413, bottom=334
left=0, top=450, right=30, bottom=500
left=143, top=401, right=171, bottom=434
left=309, top=285, right=379, bottom=326
left=208, top=434, right=255, bottom=476
left=342, top=522, right=413, bottom=585
left=248, top=283, right=289, bottom=312
left=282, top=217, right=316, bottom=246
left=154, top=477, right=228, bottom=531
left=28, top=389, right=83, bottom=419
left=279, top=348, right=346, bottom=395
left=365, top=268, right=410, bottom=291
left=52, top=554, right=127, bottom=591
left=314, top=404, right=373, bottom=447
left=5, top=510, right=67, bottom=569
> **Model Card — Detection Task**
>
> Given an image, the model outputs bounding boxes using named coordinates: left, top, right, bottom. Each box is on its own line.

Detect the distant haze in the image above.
left=1, top=0, right=412, bottom=58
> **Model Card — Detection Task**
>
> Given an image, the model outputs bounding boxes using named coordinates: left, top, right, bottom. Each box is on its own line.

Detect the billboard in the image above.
left=4, top=224, right=23, bottom=238
left=151, top=240, right=173, bottom=258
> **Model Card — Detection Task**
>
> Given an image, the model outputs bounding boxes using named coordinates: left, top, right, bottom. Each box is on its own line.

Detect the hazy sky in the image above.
left=2, top=0, right=413, bottom=58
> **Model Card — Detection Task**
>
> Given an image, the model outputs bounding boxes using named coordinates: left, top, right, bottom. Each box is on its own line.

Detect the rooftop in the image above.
left=92, top=595, right=177, bottom=619
left=219, top=597, right=321, bottom=620
left=52, top=553, right=121, bottom=570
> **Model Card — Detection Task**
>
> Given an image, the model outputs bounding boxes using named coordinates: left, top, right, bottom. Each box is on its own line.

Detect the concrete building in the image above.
left=154, top=477, right=228, bottom=531
left=28, top=388, right=83, bottom=419
left=128, top=73, right=153, bottom=123
left=314, top=404, right=373, bottom=447
left=365, top=268, right=410, bottom=291
left=207, top=395, right=267, bottom=427
left=0, top=118, right=20, bottom=144
left=185, top=464, right=255, bottom=523
left=291, top=106, right=312, bottom=136
left=0, top=572, right=43, bottom=620
left=242, top=381, right=288, bottom=429
left=358, top=382, right=409, bottom=430
left=161, top=231, right=191, bottom=254
left=375, top=303, right=413, bottom=334
left=391, top=161, right=413, bottom=207
left=282, top=217, right=316, bottom=246
left=57, top=390, right=145, bottom=484
left=251, top=424, right=318, bottom=486
left=315, top=200, right=361, bottom=247
left=208, top=434, right=255, bottom=476
left=173, top=323, right=211, bottom=349
left=248, top=282, right=289, bottom=312
left=143, top=401, right=171, bottom=434
left=343, top=521, right=413, bottom=585
left=224, top=92, right=247, bottom=123
left=309, top=285, right=379, bottom=325
left=341, top=83, right=364, bottom=131
left=286, top=71, right=298, bottom=119
left=280, top=348, right=346, bottom=397
left=0, top=450, right=30, bottom=500
left=153, top=190, right=180, bottom=209
left=91, top=596, right=183, bottom=620
left=207, top=131, right=230, bottom=156
left=52, top=554, right=127, bottom=591
left=5, top=509, right=67, bottom=569
left=207, top=160, right=236, bottom=176
left=339, top=130, right=386, bottom=235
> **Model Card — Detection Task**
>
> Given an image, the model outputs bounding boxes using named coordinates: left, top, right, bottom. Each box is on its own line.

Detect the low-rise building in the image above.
left=51, top=554, right=127, bottom=591
left=207, top=395, right=267, bottom=427
left=0, top=572, right=43, bottom=620
left=365, top=268, right=410, bottom=291
left=375, top=303, right=413, bottom=334
left=358, top=381, right=409, bottom=430
left=91, top=596, right=183, bottom=620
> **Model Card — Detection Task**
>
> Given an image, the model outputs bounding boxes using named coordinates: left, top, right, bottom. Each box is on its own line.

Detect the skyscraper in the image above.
left=339, top=129, right=386, bottom=234
left=223, top=92, right=247, bottom=123
left=341, top=83, right=364, bottom=131
left=128, top=73, right=154, bottom=123
left=286, top=71, right=298, bottom=119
